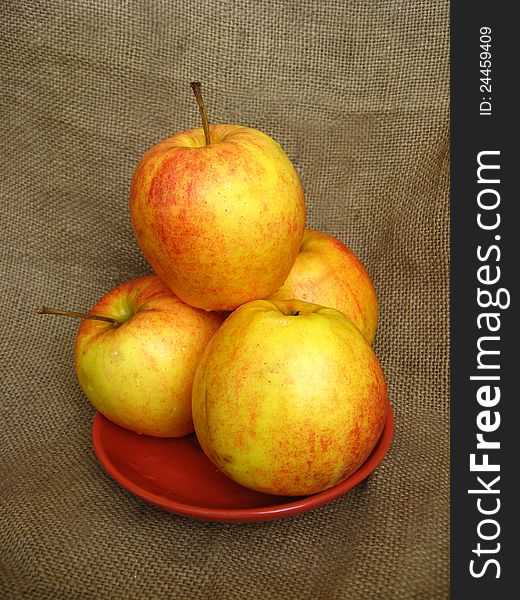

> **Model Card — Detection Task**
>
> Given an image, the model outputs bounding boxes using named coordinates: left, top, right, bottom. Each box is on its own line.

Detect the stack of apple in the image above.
left=56, top=84, right=388, bottom=497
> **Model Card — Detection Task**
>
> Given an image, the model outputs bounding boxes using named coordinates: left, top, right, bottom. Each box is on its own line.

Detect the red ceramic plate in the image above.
left=92, top=405, right=394, bottom=523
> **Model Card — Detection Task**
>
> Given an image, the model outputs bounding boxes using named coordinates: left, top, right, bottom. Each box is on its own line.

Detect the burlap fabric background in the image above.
left=1, top=1, right=449, bottom=598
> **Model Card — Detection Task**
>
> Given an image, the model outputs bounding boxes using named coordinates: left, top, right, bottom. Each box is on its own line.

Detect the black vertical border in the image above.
left=451, top=3, right=517, bottom=597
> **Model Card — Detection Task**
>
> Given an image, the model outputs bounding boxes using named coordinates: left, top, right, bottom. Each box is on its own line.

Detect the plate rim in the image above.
left=92, top=404, right=394, bottom=523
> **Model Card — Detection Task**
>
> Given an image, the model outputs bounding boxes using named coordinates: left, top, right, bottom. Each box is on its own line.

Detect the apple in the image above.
left=129, top=83, right=306, bottom=311
left=73, top=275, right=224, bottom=437
left=192, top=298, right=388, bottom=496
left=269, top=229, right=379, bottom=344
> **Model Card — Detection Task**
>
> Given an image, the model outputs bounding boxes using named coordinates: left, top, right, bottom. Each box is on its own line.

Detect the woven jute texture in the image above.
left=0, top=1, right=449, bottom=598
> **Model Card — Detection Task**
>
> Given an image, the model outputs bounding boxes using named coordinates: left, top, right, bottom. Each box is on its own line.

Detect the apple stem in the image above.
left=190, top=82, right=211, bottom=145
left=36, top=306, right=119, bottom=325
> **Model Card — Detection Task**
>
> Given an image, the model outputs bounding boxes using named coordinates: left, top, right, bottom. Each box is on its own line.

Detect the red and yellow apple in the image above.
left=192, top=299, right=388, bottom=496
left=74, top=275, right=224, bottom=437
left=269, top=229, right=379, bottom=344
left=130, top=123, right=306, bottom=311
